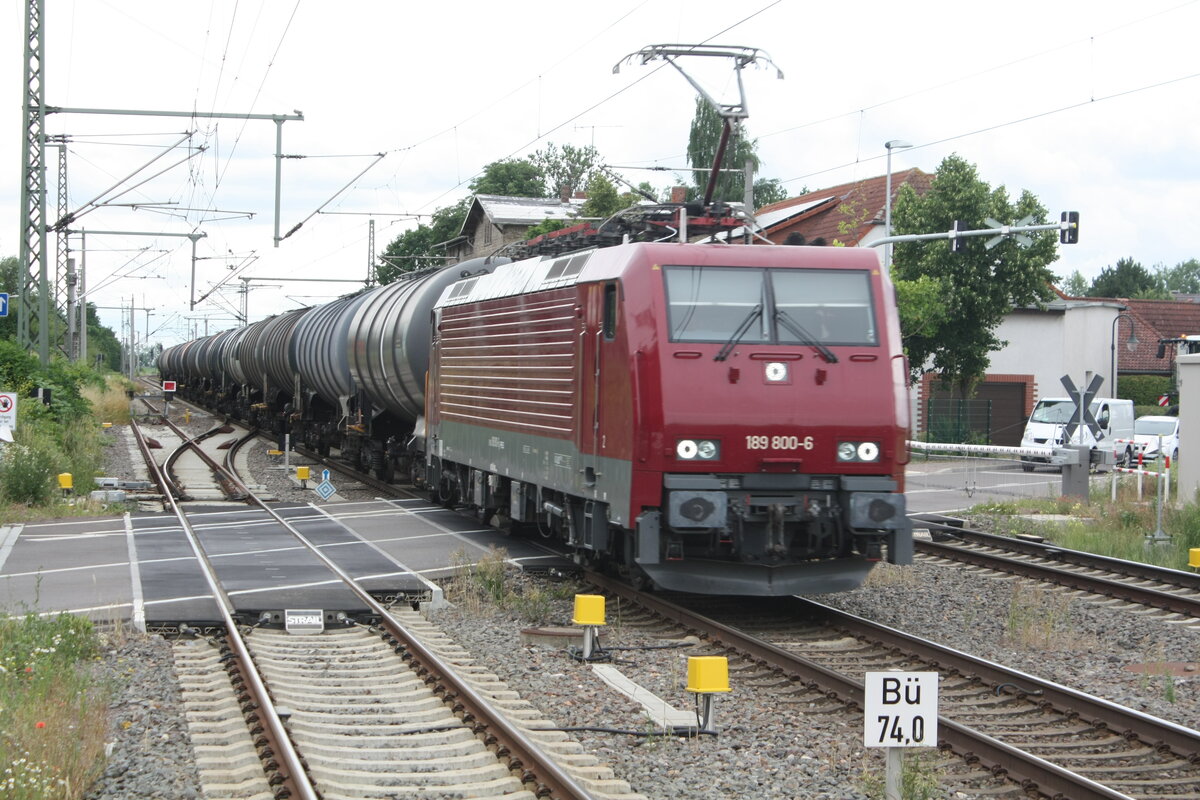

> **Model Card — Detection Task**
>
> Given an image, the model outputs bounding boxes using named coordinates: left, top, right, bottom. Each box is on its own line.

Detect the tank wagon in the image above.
left=161, top=243, right=912, bottom=595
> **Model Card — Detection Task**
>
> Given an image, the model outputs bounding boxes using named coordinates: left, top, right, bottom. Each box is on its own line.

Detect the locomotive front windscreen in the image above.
left=664, top=266, right=877, bottom=346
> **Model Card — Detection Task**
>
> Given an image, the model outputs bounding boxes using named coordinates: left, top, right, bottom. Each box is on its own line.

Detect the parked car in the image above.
left=1133, top=415, right=1180, bottom=462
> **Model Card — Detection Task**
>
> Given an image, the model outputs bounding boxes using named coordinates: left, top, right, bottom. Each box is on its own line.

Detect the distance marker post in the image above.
left=864, top=671, right=939, bottom=800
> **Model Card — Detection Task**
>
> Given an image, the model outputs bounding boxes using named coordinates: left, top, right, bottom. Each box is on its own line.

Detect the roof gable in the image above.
left=755, top=168, right=932, bottom=246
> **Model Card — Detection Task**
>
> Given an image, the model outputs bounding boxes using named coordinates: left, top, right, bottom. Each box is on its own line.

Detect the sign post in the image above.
left=0, top=392, right=17, bottom=436
left=1059, top=372, right=1105, bottom=502
left=864, top=671, right=939, bottom=800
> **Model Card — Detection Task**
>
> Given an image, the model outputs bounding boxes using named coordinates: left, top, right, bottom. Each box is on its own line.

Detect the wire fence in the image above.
left=905, top=449, right=1064, bottom=504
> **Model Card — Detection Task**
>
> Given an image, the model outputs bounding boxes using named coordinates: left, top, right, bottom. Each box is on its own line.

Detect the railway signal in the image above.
left=1060, top=211, right=1080, bottom=244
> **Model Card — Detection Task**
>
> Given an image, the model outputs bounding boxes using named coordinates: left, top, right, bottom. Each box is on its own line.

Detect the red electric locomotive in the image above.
left=425, top=241, right=912, bottom=595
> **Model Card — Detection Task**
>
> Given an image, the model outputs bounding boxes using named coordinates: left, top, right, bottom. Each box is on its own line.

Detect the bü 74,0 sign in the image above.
left=863, top=671, right=938, bottom=748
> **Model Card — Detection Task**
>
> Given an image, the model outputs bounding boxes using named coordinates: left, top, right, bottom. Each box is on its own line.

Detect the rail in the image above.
left=130, top=415, right=318, bottom=799
left=583, top=570, right=1198, bottom=800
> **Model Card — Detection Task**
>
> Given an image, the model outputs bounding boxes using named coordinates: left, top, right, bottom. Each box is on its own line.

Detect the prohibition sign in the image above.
left=0, top=395, right=12, bottom=413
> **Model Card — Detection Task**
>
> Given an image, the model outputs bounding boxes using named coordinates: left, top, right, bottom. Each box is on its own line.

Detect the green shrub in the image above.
left=1118, top=374, right=1171, bottom=406
left=0, top=433, right=61, bottom=505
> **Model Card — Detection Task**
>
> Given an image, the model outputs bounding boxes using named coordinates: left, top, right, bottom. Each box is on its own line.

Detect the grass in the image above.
left=0, top=612, right=110, bottom=800
left=860, top=750, right=944, bottom=800
left=445, top=546, right=581, bottom=624
left=1004, top=585, right=1076, bottom=649
left=964, top=475, right=1200, bottom=572
left=81, top=377, right=134, bottom=427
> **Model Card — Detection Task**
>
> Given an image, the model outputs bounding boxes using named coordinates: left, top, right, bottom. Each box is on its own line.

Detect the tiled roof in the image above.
left=753, top=168, right=933, bottom=245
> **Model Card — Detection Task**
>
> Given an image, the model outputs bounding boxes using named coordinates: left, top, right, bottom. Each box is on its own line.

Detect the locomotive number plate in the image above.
left=745, top=435, right=814, bottom=450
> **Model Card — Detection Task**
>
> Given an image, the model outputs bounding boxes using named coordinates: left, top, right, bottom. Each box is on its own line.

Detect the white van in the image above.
left=1019, top=397, right=1136, bottom=471
left=1133, top=415, right=1180, bottom=463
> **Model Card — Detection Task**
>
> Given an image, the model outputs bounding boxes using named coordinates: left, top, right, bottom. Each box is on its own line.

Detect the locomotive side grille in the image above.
left=437, top=291, right=579, bottom=437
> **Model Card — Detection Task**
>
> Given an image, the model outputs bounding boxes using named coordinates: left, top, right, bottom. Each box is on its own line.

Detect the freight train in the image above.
left=160, top=240, right=913, bottom=595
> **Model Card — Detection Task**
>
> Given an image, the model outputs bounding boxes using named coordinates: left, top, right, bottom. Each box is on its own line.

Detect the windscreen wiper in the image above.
left=775, top=309, right=838, bottom=363
left=714, top=304, right=763, bottom=361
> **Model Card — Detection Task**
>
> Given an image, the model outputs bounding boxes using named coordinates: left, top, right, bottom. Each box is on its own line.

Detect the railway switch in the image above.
left=572, top=594, right=606, bottom=660
left=686, top=656, right=731, bottom=733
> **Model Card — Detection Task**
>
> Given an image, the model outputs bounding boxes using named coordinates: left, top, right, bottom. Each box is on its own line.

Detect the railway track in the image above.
left=129, top=395, right=629, bottom=799
left=583, top=570, right=1200, bottom=800
left=911, top=514, right=1200, bottom=625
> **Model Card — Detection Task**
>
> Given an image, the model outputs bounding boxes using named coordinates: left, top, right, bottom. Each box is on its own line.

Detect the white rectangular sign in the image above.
left=864, top=671, right=938, bottom=748
left=284, top=608, right=325, bottom=635
left=0, top=392, right=16, bottom=432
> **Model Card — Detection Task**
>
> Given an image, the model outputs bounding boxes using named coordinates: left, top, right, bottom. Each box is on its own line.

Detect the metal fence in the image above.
left=924, top=398, right=993, bottom=444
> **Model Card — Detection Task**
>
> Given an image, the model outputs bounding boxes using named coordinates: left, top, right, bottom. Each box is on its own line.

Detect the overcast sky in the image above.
left=3, top=0, right=1198, bottom=346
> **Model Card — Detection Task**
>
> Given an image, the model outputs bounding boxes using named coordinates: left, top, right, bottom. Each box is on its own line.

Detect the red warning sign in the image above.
left=162, top=381, right=177, bottom=393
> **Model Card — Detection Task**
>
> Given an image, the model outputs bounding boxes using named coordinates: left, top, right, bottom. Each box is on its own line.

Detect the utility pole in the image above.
left=18, top=0, right=303, bottom=361
left=367, top=218, right=376, bottom=287
left=19, top=0, right=48, bottom=363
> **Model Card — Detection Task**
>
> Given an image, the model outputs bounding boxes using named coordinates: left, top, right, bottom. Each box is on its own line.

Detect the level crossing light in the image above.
left=1110, top=312, right=1139, bottom=397
left=884, top=140, right=912, bottom=270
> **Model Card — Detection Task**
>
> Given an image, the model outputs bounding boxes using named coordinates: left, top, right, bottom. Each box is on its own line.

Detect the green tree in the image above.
left=580, top=173, right=625, bottom=219
left=468, top=158, right=544, bottom=197
left=894, top=275, right=951, bottom=345
left=531, top=143, right=600, bottom=198
left=0, top=256, right=19, bottom=341
left=375, top=199, right=470, bottom=283
left=685, top=98, right=789, bottom=210
left=1088, top=257, right=1159, bottom=298
left=686, top=98, right=758, bottom=205
left=1156, top=258, right=1200, bottom=294
left=753, top=178, right=788, bottom=208
left=892, top=154, right=1059, bottom=394
left=1060, top=270, right=1089, bottom=297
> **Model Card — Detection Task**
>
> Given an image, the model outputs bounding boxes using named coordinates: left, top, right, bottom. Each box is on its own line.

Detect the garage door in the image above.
left=927, top=382, right=1028, bottom=446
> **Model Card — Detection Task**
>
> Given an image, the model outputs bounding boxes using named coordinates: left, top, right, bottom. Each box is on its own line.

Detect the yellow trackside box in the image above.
left=296, top=467, right=310, bottom=481
left=1190, top=548, right=1200, bottom=569
left=572, top=594, right=606, bottom=626
left=57, top=473, right=73, bottom=490
left=687, top=656, right=731, bottom=693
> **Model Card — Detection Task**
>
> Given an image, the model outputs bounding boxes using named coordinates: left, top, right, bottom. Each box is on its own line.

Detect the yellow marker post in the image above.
left=1190, top=548, right=1200, bottom=570
left=686, top=656, right=730, bottom=732
left=57, top=473, right=73, bottom=496
left=572, top=594, right=606, bottom=660
left=297, top=466, right=310, bottom=489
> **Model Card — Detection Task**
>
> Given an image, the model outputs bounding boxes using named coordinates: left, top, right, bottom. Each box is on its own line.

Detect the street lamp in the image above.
left=1110, top=312, right=1139, bottom=397
left=884, top=139, right=912, bottom=270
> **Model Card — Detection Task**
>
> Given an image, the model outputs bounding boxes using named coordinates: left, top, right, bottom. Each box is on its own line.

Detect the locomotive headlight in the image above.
left=837, top=441, right=881, bottom=462
left=676, top=439, right=720, bottom=460
left=857, top=442, right=880, bottom=462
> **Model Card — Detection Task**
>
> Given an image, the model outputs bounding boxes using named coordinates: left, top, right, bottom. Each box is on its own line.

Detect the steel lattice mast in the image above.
left=19, top=0, right=50, bottom=363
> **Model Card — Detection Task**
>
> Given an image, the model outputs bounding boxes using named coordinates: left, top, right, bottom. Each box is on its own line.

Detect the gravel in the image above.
left=85, top=424, right=1200, bottom=799
left=82, top=636, right=202, bottom=800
